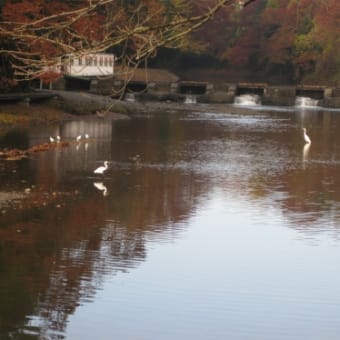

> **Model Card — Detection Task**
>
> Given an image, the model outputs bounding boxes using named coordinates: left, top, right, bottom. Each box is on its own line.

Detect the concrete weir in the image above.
left=177, top=81, right=208, bottom=95
left=296, top=85, right=324, bottom=100
left=120, top=79, right=339, bottom=107
left=125, top=81, right=148, bottom=93
left=236, top=83, right=266, bottom=96
left=49, top=70, right=340, bottom=108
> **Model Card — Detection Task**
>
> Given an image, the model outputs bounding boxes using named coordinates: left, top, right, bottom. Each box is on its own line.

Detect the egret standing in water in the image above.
left=302, top=128, right=311, bottom=144
left=94, top=161, right=109, bottom=175
left=49, top=136, right=55, bottom=143
left=76, top=135, right=82, bottom=142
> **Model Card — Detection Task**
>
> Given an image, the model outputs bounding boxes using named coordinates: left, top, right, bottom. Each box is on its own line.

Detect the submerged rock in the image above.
left=50, top=90, right=136, bottom=116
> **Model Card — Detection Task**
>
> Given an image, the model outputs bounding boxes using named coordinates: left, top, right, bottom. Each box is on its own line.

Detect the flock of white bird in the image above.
left=49, top=132, right=110, bottom=195
left=49, top=133, right=90, bottom=144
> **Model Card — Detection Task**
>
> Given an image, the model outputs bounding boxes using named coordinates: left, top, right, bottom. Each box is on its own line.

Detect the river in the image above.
left=1, top=102, right=340, bottom=339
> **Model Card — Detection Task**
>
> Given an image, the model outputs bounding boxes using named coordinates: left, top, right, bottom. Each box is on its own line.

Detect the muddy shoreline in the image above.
left=0, top=90, right=259, bottom=130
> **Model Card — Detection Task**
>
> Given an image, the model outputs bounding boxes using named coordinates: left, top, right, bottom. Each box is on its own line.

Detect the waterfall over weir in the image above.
left=184, top=94, right=197, bottom=104
left=124, top=92, right=136, bottom=102
left=295, top=96, right=319, bottom=108
left=234, top=94, right=261, bottom=106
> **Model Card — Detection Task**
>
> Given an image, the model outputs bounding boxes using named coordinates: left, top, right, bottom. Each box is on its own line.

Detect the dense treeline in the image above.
left=186, top=0, right=340, bottom=84
left=0, top=0, right=339, bottom=90
left=2, top=0, right=242, bottom=90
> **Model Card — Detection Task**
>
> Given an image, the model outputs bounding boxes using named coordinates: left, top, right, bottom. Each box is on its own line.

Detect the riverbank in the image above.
left=0, top=103, right=72, bottom=129
left=0, top=91, right=132, bottom=130
left=0, top=90, right=271, bottom=131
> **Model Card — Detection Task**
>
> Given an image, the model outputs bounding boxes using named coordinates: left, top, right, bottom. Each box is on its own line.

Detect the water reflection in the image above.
left=27, top=119, right=111, bottom=147
left=302, top=142, right=311, bottom=165
left=1, top=106, right=340, bottom=339
left=93, top=182, right=108, bottom=196
left=0, top=128, right=29, bottom=149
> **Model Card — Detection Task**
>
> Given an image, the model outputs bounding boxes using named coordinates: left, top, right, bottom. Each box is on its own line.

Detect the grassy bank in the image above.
left=0, top=103, right=72, bottom=129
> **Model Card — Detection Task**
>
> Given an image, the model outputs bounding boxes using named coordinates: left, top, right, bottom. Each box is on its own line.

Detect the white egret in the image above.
left=49, top=136, right=55, bottom=143
left=302, top=128, right=311, bottom=144
left=56, top=136, right=61, bottom=143
left=76, top=135, right=82, bottom=142
left=85, top=133, right=89, bottom=139
left=94, top=161, right=109, bottom=175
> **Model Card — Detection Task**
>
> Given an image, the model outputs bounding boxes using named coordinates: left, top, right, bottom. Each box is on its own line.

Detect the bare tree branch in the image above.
left=0, top=0, right=254, bottom=82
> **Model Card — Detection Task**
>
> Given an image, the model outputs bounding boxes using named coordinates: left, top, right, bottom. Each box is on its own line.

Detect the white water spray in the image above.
left=124, top=93, right=136, bottom=102
left=295, top=96, right=319, bottom=108
left=184, top=94, right=197, bottom=104
left=234, top=94, right=261, bottom=106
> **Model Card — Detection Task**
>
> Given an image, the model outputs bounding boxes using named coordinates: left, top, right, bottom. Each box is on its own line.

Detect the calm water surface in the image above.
left=1, top=104, right=340, bottom=339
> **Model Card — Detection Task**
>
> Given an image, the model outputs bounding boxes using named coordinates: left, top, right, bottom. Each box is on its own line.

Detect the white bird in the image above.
left=94, top=161, right=109, bottom=175
left=56, top=135, right=61, bottom=143
left=76, top=135, right=82, bottom=142
left=49, top=136, right=55, bottom=143
left=302, top=128, right=311, bottom=144
left=85, top=133, right=89, bottom=139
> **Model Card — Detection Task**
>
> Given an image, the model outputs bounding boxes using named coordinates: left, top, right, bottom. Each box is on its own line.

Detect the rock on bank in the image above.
left=50, top=90, right=137, bottom=116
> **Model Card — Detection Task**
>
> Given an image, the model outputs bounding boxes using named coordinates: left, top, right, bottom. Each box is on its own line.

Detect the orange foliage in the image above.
left=72, top=15, right=106, bottom=42
left=190, top=0, right=339, bottom=81
left=38, top=71, right=62, bottom=84
left=313, top=0, right=340, bottom=40
left=2, top=0, right=43, bottom=23
left=30, top=39, right=61, bottom=59
left=226, top=46, right=249, bottom=67
left=0, top=76, right=17, bottom=92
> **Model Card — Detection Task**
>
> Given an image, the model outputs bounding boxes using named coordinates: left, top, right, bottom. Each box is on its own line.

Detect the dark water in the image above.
left=1, top=104, right=340, bottom=339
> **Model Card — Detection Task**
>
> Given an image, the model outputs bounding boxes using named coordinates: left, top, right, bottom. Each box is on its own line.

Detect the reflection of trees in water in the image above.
left=18, top=200, right=142, bottom=337
left=32, top=169, right=202, bottom=338
left=30, top=110, right=340, bottom=337
left=247, top=163, right=340, bottom=232
left=8, top=108, right=340, bottom=337
left=0, top=162, right=206, bottom=339
left=36, top=222, right=147, bottom=339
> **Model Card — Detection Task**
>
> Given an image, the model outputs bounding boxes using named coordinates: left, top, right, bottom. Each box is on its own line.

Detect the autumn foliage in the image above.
left=191, top=0, right=340, bottom=84
left=2, top=0, right=243, bottom=90
left=0, top=0, right=339, bottom=87
left=0, top=0, right=185, bottom=85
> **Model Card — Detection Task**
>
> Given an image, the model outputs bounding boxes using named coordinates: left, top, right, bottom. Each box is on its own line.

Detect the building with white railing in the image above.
left=39, top=53, right=115, bottom=89
left=63, top=53, right=115, bottom=77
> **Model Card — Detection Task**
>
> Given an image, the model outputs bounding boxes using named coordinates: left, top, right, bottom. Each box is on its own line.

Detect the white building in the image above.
left=62, top=53, right=115, bottom=77
left=38, top=53, right=115, bottom=89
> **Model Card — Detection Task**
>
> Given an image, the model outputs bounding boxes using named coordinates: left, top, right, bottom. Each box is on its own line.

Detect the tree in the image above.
left=0, top=0, right=257, bottom=86
left=311, top=0, right=340, bottom=83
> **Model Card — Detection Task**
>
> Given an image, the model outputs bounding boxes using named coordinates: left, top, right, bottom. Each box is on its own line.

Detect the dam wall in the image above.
left=48, top=74, right=340, bottom=108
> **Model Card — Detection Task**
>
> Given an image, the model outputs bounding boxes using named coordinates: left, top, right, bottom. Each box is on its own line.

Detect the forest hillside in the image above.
left=152, top=0, right=340, bottom=85
left=0, top=0, right=339, bottom=88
